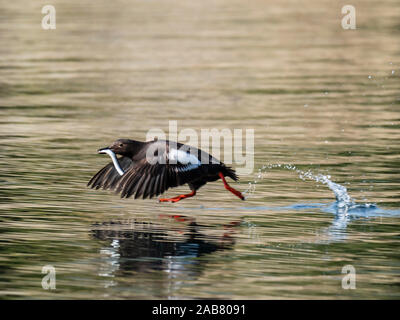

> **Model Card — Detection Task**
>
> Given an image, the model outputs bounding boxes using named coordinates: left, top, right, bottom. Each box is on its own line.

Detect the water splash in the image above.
left=240, top=163, right=400, bottom=219
left=239, top=163, right=400, bottom=243
left=297, top=171, right=353, bottom=208
left=244, top=163, right=359, bottom=211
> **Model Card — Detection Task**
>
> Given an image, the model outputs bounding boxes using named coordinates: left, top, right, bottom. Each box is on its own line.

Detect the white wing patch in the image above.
left=168, top=148, right=201, bottom=172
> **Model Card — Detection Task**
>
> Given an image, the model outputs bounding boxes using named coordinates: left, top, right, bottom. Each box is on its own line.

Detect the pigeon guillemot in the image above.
left=87, top=139, right=244, bottom=202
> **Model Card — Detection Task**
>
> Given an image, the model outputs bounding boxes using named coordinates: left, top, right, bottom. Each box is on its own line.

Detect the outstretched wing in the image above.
left=87, top=156, right=133, bottom=191
left=115, top=143, right=206, bottom=199
left=88, top=141, right=207, bottom=199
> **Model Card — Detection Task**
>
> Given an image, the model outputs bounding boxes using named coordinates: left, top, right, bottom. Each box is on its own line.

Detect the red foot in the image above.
left=218, top=172, right=245, bottom=200
left=158, top=214, right=193, bottom=222
left=159, top=190, right=196, bottom=203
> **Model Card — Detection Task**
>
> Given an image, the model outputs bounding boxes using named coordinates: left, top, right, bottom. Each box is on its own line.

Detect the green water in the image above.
left=0, top=0, right=399, bottom=299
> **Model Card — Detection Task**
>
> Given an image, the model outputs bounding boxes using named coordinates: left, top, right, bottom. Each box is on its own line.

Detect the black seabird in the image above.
left=88, top=139, right=244, bottom=202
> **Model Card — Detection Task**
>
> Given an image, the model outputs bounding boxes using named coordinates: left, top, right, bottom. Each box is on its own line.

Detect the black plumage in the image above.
left=88, top=139, right=244, bottom=202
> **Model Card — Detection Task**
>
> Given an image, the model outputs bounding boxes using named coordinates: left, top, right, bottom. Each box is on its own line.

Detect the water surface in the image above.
left=0, top=0, right=399, bottom=299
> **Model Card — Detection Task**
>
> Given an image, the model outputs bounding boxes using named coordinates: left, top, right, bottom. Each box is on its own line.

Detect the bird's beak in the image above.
left=98, top=147, right=110, bottom=154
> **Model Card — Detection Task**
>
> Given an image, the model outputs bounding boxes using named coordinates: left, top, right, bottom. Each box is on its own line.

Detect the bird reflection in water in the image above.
left=91, top=215, right=241, bottom=291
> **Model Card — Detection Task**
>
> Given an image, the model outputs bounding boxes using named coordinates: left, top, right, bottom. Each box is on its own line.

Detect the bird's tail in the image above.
left=222, top=166, right=238, bottom=181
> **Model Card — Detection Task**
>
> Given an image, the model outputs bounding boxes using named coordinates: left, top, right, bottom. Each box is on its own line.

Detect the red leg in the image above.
left=159, top=190, right=196, bottom=203
left=218, top=172, right=245, bottom=200
left=158, top=214, right=194, bottom=223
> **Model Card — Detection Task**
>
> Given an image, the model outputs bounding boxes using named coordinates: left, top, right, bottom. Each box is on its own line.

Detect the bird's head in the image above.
left=98, top=139, right=134, bottom=157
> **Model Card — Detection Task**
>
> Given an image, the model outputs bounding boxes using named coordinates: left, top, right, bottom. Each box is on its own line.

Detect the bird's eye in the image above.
left=119, top=144, right=123, bottom=147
